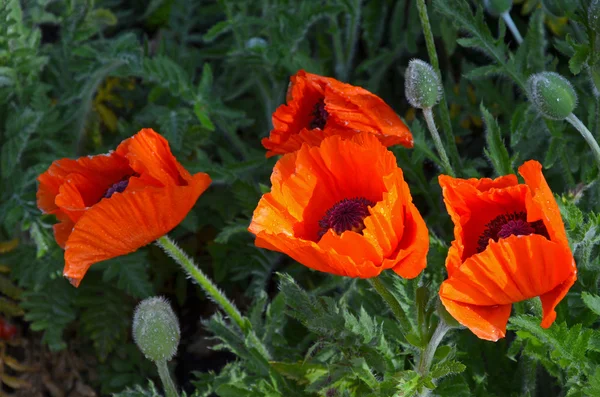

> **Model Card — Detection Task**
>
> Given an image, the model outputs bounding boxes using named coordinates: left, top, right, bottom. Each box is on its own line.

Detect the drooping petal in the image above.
left=440, top=297, right=512, bottom=342
left=540, top=270, right=577, bottom=328
left=63, top=172, right=211, bottom=286
left=440, top=235, right=575, bottom=306
left=323, top=83, right=413, bottom=148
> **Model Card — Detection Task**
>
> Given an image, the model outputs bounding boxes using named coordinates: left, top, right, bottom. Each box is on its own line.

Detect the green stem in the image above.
left=156, top=360, right=178, bottom=397
left=501, top=12, right=523, bottom=44
left=416, top=320, right=451, bottom=397
left=565, top=113, right=600, bottom=170
left=415, top=0, right=462, bottom=174
left=156, top=235, right=246, bottom=331
left=423, top=108, right=455, bottom=176
left=367, top=277, right=409, bottom=327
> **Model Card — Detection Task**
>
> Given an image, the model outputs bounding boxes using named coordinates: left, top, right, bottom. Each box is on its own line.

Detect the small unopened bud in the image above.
left=528, top=72, right=577, bottom=120
left=133, top=297, right=180, bottom=362
left=405, top=59, right=441, bottom=110
left=483, top=0, right=512, bottom=16
left=541, top=0, right=575, bottom=18
left=590, top=0, right=600, bottom=33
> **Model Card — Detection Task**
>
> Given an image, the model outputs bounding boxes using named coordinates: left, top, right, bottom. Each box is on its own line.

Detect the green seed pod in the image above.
left=483, top=0, right=512, bottom=16
left=405, top=59, right=442, bottom=110
left=528, top=72, right=578, bottom=120
left=590, top=0, right=600, bottom=33
left=541, top=0, right=576, bottom=18
left=133, top=297, right=180, bottom=362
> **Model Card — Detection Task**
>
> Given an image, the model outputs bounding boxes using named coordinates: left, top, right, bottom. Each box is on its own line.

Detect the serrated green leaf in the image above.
left=481, top=103, right=513, bottom=176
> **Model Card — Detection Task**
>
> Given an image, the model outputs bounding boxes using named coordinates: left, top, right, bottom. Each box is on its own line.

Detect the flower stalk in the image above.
left=422, top=108, right=455, bottom=176
left=415, top=0, right=461, bottom=174
left=501, top=12, right=523, bottom=44
left=566, top=113, right=600, bottom=169
left=156, top=235, right=246, bottom=331
left=157, top=360, right=179, bottom=397
left=417, top=319, right=452, bottom=397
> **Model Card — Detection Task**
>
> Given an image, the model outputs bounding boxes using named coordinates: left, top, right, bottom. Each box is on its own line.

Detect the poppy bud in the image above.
left=483, top=0, right=512, bottom=16
left=590, top=0, right=600, bottom=33
left=405, top=59, right=442, bottom=110
left=527, top=72, right=577, bottom=120
left=133, top=297, right=180, bottom=362
left=541, top=0, right=575, bottom=17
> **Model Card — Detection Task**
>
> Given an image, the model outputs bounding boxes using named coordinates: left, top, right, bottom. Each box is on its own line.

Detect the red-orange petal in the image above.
left=440, top=235, right=575, bottom=306
left=63, top=172, right=211, bottom=287
left=519, top=160, right=570, bottom=248
left=262, top=70, right=412, bottom=157
left=540, top=270, right=577, bottom=328
left=116, top=128, right=192, bottom=187
left=441, top=297, right=512, bottom=341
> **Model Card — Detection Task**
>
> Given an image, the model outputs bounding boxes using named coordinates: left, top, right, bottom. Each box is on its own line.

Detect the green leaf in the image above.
left=429, top=360, right=466, bottom=379
left=22, top=278, right=77, bottom=351
left=481, top=103, right=513, bottom=176
left=582, top=292, right=600, bottom=317
left=101, top=251, right=154, bottom=299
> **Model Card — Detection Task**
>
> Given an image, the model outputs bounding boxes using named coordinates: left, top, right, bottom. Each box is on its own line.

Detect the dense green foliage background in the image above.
left=2, top=0, right=600, bottom=396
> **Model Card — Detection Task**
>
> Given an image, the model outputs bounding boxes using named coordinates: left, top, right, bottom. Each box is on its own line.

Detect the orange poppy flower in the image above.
left=37, top=128, right=211, bottom=287
left=438, top=160, right=576, bottom=341
left=261, top=70, right=413, bottom=157
left=249, top=133, right=428, bottom=278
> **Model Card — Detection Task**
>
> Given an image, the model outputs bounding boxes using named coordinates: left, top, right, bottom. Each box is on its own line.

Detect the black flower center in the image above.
left=477, top=211, right=549, bottom=253
left=309, top=99, right=328, bottom=130
left=104, top=177, right=132, bottom=199
left=318, top=197, right=375, bottom=239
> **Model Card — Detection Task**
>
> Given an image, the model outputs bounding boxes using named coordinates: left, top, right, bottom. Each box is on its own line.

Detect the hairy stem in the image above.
left=415, top=0, right=462, bottom=174
left=565, top=113, right=600, bottom=170
left=156, top=235, right=246, bottom=331
left=423, top=108, right=455, bottom=176
left=156, top=360, right=178, bottom=397
left=501, top=12, right=523, bottom=44
left=368, top=277, right=409, bottom=328
left=417, top=320, right=451, bottom=397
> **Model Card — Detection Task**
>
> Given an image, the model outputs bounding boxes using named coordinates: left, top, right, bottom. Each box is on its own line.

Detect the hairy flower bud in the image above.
left=133, top=297, right=180, bottom=362
left=528, top=72, right=577, bottom=120
left=483, top=0, right=512, bottom=16
left=405, top=59, right=441, bottom=110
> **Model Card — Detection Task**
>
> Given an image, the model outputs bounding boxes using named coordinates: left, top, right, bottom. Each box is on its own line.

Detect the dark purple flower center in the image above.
left=477, top=211, right=549, bottom=253
left=318, top=197, right=375, bottom=239
left=104, top=178, right=131, bottom=199
left=309, top=99, right=328, bottom=130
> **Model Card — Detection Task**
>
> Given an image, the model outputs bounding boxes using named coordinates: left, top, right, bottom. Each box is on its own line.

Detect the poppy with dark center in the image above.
left=438, top=160, right=576, bottom=341
left=249, top=133, right=429, bottom=278
left=37, top=128, right=212, bottom=287
left=261, top=70, right=414, bottom=157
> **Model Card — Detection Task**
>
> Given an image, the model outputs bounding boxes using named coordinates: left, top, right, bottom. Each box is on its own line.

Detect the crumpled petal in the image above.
left=262, top=70, right=412, bottom=157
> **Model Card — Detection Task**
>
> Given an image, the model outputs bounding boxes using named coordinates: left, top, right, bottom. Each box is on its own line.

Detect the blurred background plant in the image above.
left=1, top=0, right=600, bottom=395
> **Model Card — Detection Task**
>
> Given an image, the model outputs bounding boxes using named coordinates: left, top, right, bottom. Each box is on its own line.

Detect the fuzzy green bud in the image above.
left=528, top=72, right=577, bottom=120
left=405, top=59, right=441, bottom=110
left=483, top=0, right=512, bottom=16
left=133, top=297, right=180, bottom=362
left=590, top=0, right=600, bottom=33
left=541, top=0, right=575, bottom=17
